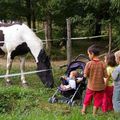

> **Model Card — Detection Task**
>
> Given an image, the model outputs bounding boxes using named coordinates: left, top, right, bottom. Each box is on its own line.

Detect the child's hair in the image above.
left=70, top=71, right=78, bottom=79
left=88, top=44, right=100, bottom=56
left=106, top=53, right=117, bottom=67
left=114, top=50, right=120, bottom=63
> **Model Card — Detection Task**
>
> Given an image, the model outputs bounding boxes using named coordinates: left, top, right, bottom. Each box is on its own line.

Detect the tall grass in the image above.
left=0, top=65, right=120, bottom=120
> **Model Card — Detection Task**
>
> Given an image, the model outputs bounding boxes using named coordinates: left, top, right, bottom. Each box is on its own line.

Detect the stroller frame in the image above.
left=48, top=54, right=89, bottom=106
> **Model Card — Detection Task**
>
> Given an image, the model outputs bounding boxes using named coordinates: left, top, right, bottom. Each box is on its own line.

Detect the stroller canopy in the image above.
left=66, top=61, right=86, bottom=77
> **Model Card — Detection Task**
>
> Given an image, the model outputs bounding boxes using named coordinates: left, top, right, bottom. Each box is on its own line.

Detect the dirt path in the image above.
left=0, top=55, right=89, bottom=69
left=0, top=57, right=67, bottom=68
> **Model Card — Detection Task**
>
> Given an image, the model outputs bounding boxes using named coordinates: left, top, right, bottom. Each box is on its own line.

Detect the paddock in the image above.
left=0, top=57, right=65, bottom=86
left=0, top=57, right=118, bottom=120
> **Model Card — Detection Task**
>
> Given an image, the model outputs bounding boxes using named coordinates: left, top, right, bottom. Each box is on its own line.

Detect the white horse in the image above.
left=0, top=22, right=54, bottom=88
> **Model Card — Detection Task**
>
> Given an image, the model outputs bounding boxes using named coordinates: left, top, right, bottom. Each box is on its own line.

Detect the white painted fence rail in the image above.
left=0, top=69, right=52, bottom=79
left=0, top=35, right=107, bottom=43
left=71, top=35, right=108, bottom=40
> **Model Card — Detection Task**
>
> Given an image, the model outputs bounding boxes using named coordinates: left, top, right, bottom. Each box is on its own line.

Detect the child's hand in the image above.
left=76, top=77, right=83, bottom=83
left=60, top=84, right=66, bottom=90
left=104, top=78, right=108, bottom=86
left=61, top=76, right=67, bottom=80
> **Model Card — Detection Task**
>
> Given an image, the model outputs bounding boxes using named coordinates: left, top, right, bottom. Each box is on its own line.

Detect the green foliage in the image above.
left=113, top=29, right=120, bottom=49
left=111, top=0, right=120, bottom=10
left=0, top=0, right=26, bottom=21
left=0, top=0, right=120, bottom=54
left=50, top=46, right=66, bottom=60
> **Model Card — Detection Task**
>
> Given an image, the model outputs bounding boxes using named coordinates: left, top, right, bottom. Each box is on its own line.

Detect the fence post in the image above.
left=66, top=18, right=72, bottom=64
left=108, top=22, right=112, bottom=53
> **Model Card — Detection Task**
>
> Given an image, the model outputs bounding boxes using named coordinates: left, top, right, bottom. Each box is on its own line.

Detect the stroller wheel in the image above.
left=67, top=100, right=72, bottom=106
left=52, top=97, right=58, bottom=103
left=71, top=101, right=76, bottom=106
left=68, top=100, right=76, bottom=106
left=48, top=97, right=58, bottom=103
left=48, top=97, right=52, bottom=103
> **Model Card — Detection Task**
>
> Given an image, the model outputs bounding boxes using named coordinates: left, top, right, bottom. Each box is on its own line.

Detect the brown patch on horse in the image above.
left=0, top=22, right=22, bottom=27
left=0, top=30, right=4, bottom=46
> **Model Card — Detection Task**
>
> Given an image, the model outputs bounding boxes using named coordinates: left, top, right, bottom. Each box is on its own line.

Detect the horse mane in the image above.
left=0, top=22, right=22, bottom=27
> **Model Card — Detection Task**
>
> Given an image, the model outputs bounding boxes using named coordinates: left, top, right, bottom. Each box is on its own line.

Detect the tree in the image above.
left=0, top=0, right=26, bottom=22
left=110, top=0, right=120, bottom=49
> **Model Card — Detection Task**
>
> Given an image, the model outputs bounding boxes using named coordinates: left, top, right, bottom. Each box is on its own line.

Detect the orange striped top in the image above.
left=84, top=60, right=108, bottom=91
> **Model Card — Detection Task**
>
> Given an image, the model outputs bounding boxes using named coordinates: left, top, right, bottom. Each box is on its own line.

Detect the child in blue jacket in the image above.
left=112, top=50, right=120, bottom=112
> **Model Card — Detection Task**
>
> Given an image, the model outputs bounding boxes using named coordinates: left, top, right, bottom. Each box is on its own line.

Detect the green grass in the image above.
left=0, top=65, right=120, bottom=120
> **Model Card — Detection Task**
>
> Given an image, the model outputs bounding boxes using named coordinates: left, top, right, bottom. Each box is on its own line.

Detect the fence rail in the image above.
left=0, top=69, right=52, bottom=79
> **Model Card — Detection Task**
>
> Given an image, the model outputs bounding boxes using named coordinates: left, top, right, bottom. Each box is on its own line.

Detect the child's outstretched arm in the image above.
left=104, top=76, right=110, bottom=86
left=84, top=62, right=90, bottom=78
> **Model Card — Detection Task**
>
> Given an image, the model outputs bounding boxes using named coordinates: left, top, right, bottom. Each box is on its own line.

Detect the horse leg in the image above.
left=5, top=53, right=13, bottom=85
left=20, top=56, right=27, bottom=86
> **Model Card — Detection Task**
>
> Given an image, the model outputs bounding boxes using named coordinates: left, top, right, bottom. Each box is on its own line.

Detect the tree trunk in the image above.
left=108, top=22, right=112, bottom=53
left=44, top=21, right=48, bottom=48
left=66, top=18, right=72, bottom=64
left=61, top=26, right=67, bottom=47
left=32, top=10, right=36, bottom=32
left=44, top=14, right=52, bottom=55
left=26, top=0, right=31, bottom=28
left=94, top=18, right=101, bottom=36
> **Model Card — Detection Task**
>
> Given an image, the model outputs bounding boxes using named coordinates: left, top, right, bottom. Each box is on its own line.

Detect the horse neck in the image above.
left=22, top=25, right=43, bottom=63
left=28, top=45, right=43, bottom=63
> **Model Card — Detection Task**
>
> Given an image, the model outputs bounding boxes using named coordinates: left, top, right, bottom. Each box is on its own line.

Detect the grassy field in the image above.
left=0, top=60, right=120, bottom=120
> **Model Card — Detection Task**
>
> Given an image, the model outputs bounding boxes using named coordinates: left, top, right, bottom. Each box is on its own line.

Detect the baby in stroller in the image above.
left=59, top=70, right=84, bottom=103
left=48, top=54, right=89, bottom=105
left=49, top=69, right=85, bottom=105
left=60, top=70, right=83, bottom=91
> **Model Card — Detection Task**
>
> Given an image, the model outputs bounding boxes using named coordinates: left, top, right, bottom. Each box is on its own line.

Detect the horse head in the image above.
left=37, top=49, right=54, bottom=88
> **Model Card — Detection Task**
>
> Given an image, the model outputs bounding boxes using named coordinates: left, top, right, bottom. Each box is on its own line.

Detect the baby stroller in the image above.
left=48, top=54, right=89, bottom=106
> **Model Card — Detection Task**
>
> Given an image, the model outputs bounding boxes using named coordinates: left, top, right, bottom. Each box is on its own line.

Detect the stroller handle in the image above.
left=74, top=54, right=90, bottom=61
left=59, top=64, right=67, bottom=68
left=59, top=54, right=89, bottom=68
